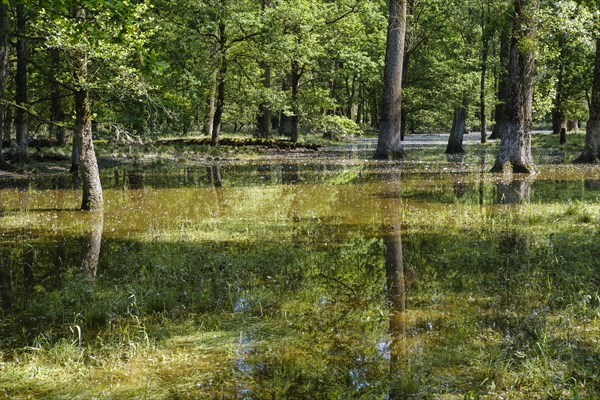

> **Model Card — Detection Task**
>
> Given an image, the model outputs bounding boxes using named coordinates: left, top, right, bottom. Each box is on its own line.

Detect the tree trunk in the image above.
left=15, top=3, right=28, bottom=162
left=446, top=100, right=467, bottom=154
left=74, top=6, right=103, bottom=211
left=567, top=119, right=578, bottom=132
left=81, top=212, right=103, bottom=279
left=50, top=49, right=66, bottom=145
left=374, top=0, right=408, bottom=160
left=211, top=22, right=227, bottom=146
left=0, top=2, right=9, bottom=169
left=256, top=63, right=272, bottom=138
left=2, top=105, right=10, bottom=141
left=551, top=59, right=566, bottom=134
left=490, top=22, right=511, bottom=140
left=290, top=59, right=301, bottom=143
left=490, top=0, right=540, bottom=174
left=575, top=39, right=600, bottom=163
left=480, top=4, right=490, bottom=144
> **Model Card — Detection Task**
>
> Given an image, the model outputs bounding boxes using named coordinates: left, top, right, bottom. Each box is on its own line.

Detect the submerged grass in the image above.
left=1, top=144, right=600, bottom=398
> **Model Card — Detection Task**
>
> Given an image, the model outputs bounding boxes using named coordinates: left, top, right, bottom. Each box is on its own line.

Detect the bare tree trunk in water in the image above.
left=15, top=3, right=28, bottom=162
left=0, top=2, right=10, bottom=169
left=490, top=22, right=510, bottom=140
left=490, top=0, right=540, bottom=174
left=81, top=212, right=103, bottom=279
left=446, top=100, right=467, bottom=154
left=290, top=60, right=301, bottom=143
left=74, top=6, right=103, bottom=210
left=575, top=39, right=600, bottom=163
left=211, top=22, right=226, bottom=146
left=50, top=49, right=66, bottom=145
left=374, top=0, right=407, bottom=160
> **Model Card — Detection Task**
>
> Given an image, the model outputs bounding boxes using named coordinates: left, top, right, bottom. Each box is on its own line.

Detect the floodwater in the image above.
left=1, top=146, right=599, bottom=399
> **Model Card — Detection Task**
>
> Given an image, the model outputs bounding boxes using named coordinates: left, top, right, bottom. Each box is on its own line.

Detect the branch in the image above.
left=1, top=100, right=73, bottom=130
left=325, top=0, right=362, bottom=25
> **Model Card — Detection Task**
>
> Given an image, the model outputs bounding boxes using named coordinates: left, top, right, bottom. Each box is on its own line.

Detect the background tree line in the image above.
left=0, top=0, right=596, bottom=152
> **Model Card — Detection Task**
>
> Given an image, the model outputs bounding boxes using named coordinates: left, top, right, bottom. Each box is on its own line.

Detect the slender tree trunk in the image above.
left=0, top=2, right=9, bottom=168
left=203, top=82, right=216, bottom=137
left=256, top=63, right=272, bottom=138
left=480, top=3, right=490, bottom=144
left=2, top=103, right=10, bottom=140
left=15, top=3, right=28, bottom=162
left=290, top=59, right=301, bottom=143
left=74, top=6, right=103, bottom=210
left=575, top=39, right=600, bottom=163
left=490, top=21, right=511, bottom=140
left=50, top=49, right=66, bottom=145
left=446, top=100, right=467, bottom=154
left=490, top=0, right=540, bottom=174
left=81, top=212, right=103, bottom=279
left=211, top=22, right=226, bottom=146
left=374, top=0, right=408, bottom=160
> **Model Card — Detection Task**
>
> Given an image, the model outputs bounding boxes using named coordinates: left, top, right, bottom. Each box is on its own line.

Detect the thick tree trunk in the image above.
left=74, top=7, right=103, bottom=211
left=50, top=49, right=66, bottom=145
left=446, top=100, right=467, bottom=154
left=490, top=22, right=511, bottom=140
left=567, top=119, right=578, bottom=132
left=0, top=2, right=9, bottom=169
left=256, top=63, right=272, bottom=138
left=575, top=39, right=600, bottom=163
left=15, top=3, right=28, bottom=162
left=290, top=59, right=301, bottom=143
left=374, top=0, right=407, bottom=160
left=490, top=0, right=540, bottom=174
left=211, top=23, right=227, bottom=146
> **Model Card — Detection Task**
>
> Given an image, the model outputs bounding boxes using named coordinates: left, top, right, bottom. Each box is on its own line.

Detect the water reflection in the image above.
left=496, top=178, right=533, bottom=204
left=207, top=164, right=222, bottom=188
left=378, top=171, right=410, bottom=399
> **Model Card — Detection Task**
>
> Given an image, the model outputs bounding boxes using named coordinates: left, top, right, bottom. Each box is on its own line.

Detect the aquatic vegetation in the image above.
left=0, top=147, right=599, bottom=399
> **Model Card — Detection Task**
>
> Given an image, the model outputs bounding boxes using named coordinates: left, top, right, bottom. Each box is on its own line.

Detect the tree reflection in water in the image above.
left=379, top=170, right=411, bottom=399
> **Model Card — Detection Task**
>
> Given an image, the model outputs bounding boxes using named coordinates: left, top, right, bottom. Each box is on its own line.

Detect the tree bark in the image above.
left=490, top=0, right=540, bottom=174
left=0, top=2, right=9, bottom=169
left=203, top=79, right=216, bottom=137
left=15, top=3, right=28, bottom=162
left=446, top=100, right=467, bottom=154
left=81, top=212, right=103, bottom=279
left=211, top=22, right=227, bottom=146
left=2, top=105, right=10, bottom=141
left=490, top=22, right=511, bottom=140
left=255, top=63, right=272, bottom=138
left=480, top=3, right=490, bottom=144
left=290, top=59, right=301, bottom=143
left=74, top=6, right=103, bottom=211
left=574, top=39, right=600, bottom=163
left=374, top=0, right=408, bottom=160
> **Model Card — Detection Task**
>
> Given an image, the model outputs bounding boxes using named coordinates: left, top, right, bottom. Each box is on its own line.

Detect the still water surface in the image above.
left=1, top=152, right=599, bottom=398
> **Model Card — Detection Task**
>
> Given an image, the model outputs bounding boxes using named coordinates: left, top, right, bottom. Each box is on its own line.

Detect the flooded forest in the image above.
left=1, top=0, right=599, bottom=399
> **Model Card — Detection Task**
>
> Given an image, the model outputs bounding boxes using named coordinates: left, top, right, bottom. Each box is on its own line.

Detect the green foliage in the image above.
left=317, top=114, right=363, bottom=140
